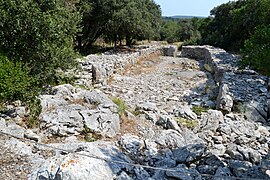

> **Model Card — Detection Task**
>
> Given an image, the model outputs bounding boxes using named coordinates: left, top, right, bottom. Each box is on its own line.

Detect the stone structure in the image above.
left=182, top=45, right=270, bottom=122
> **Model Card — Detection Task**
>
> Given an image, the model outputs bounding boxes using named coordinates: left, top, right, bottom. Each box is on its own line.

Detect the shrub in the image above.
left=0, top=53, right=36, bottom=102
left=240, top=25, right=270, bottom=76
left=0, top=0, right=81, bottom=83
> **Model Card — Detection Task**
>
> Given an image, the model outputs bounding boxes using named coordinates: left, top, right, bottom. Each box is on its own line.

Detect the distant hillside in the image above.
left=163, top=15, right=206, bottom=19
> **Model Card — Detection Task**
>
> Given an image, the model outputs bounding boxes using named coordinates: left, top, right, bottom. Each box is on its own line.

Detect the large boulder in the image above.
left=200, top=110, right=224, bottom=132
left=29, top=142, right=132, bottom=180
left=172, top=143, right=206, bottom=163
left=39, top=85, right=120, bottom=137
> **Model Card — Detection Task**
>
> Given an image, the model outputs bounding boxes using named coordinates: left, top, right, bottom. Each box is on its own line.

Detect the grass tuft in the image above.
left=110, top=96, right=129, bottom=116
left=177, top=118, right=197, bottom=128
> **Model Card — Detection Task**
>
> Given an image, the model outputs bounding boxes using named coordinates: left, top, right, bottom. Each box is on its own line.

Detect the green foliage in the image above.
left=192, top=106, right=209, bottom=116
left=0, top=0, right=81, bottom=83
left=81, top=125, right=100, bottom=142
left=177, top=118, right=197, bottom=129
left=110, top=96, right=128, bottom=116
left=0, top=53, right=37, bottom=102
left=132, top=106, right=145, bottom=116
left=78, top=0, right=162, bottom=48
left=160, top=18, right=201, bottom=44
left=240, top=25, right=270, bottom=76
left=26, top=98, right=42, bottom=128
left=199, top=0, right=270, bottom=51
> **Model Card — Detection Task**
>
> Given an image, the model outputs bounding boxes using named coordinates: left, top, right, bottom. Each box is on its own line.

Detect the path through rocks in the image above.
left=103, top=55, right=216, bottom=116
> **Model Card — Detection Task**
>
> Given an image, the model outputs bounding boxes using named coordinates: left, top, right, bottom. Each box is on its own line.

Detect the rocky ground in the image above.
left=0, top=44, right=270, bottom=180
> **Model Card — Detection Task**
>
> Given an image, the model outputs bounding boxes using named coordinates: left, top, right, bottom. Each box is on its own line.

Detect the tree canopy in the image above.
left=77, top=0, right=162, bottom=49
left=199, top=0, right=270, bottom=51
left=0, top=0, right=81, bottom=83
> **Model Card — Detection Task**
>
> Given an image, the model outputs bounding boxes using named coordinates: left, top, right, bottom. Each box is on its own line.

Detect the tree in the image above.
left=79, top=0, right=162, bottom=48
left=0, top=0, right=81, bottom=83
left=77, top=0, right=116, bottom=50
left=240, top=25, right=270, bottom=76
left=199, top=0, right=270, bottom=51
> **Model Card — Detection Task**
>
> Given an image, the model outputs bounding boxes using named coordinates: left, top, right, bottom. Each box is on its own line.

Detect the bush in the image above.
left=240, top=25, right=270, bottom=76
left=0, top=53, right=36, bottom=102
left=0, top=0, right=81, bottom=83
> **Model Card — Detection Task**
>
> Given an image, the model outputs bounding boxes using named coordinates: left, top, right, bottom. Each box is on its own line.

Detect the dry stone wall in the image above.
left=74, top=45, right=177, bottom=87
left=182, top=45, right=270, bottom=123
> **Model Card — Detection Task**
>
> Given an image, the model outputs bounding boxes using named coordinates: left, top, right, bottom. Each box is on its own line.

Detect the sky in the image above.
left=154, top=0, right=234, bottom=17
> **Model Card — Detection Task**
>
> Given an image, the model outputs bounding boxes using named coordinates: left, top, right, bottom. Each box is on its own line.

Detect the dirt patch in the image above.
left=124, top=52, right=161, bottom=75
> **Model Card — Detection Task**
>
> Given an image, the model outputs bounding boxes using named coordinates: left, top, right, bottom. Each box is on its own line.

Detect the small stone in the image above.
left=24, top=129, right=40, bottom=142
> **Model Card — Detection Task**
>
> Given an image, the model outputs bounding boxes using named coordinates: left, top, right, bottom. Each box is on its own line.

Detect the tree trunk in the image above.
left=126, top=35, right=133, bottom=47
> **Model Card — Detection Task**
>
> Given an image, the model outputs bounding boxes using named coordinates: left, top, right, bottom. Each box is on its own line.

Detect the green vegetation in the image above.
left=197, top=0, right=270, bottom=75
left=0, top=0, right=81, bottom=126
left=177, top=118, right=197, bottom=129
left=240, top=25, right=270, bottom=76
left=78, top=0, right=162, bottom=51
left=192, top=106, right=209, bottom=116
left=0, top=0, right=80, bottom=84
left=160, top=18, right=201, bottom=45
left=198, top=0, right=270, bottom=52
left=0, top=53, right=37, bottom=102
left=26, top=98, right=42, bottom=128
left=233, top=102, right=247, bottom=113
left=132, top=107, right=145, bottom=116
left=110, top=96, right=129, bottom=116
left=81, top=125, right=100, bottom=142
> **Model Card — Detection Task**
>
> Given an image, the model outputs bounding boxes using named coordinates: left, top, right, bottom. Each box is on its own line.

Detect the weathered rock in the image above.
left=1, top=120, right=26, bottom=139
left=137, top=102, right=158, bottom=112
left=197, top=165, right=216, bottom=175
left=82, top=108, right=120, bottom=137
left=30, top=142, right=131, bottom=180
left=173, top=143, right=205, bottom=163
left=237, top=146, right=261, bottom=164
left=245, top=102, right=267, bottom=123
left=134, top=167, right=151, bottom=180
left=24, top=129, right=40, bottom=142
left=209, top=144, right=226, bottom=156
left=203, top=154, right=226, bottom=167
left=119, top=134, right=144, bottom=156
left=155, top=129, right=185, bottom=148
left=200, top=110, right=224, bottom=132
left=216, top=84, right=233, bottom=113
left=228, top=160, right=253, bottom=177
left=175, top=105, right=197, bottom=120
left=116, top=171, right=133, bottom=180
left=39, top=85, right=120, bottom=137
left=166, top=164, right=201, bottom=180
left=4, top=139, right=33, bottom=156
left=225, top=144, right=244, bottom=161
left=214, top=167, right=232, bottom=179
left=156, top=115, right=181, bottom=132
left=145, top=112, right=158, bottom=123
